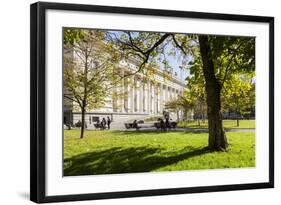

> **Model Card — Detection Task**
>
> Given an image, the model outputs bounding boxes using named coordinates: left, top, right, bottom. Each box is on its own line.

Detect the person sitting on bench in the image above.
left=132, top=120, right=140, bottom=130
left=165, top=117, right=171, bottom=130
left=159, top=118, right=166, bottom=131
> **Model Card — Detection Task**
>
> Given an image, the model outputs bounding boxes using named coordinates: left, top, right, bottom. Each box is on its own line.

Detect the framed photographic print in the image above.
left=30, top=1, right=274, bottom=203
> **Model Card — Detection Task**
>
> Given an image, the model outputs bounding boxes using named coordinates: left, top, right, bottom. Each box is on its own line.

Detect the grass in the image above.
left=64, top=130, right=255, bottom=176
left=177, top=120, right=255, bottom=129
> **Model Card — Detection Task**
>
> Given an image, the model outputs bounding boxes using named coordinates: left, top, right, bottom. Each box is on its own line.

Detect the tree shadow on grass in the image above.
left=64, top=146, right=210, bottom=176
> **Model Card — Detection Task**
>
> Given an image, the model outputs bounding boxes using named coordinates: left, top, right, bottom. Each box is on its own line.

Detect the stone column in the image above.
left=124, top=76, right=128, bottom=112
left=130, top=76, right=135, bottom=113
left=151, top=83, right=154, bottom=113
left=156, top=84, right=159, bottom=113
left=126, top=77, right=131, bottom=112
left=159, top=83, right=163, bottom=113
left=147, top=80, right=151, bottom=114
left=120, top=68, right=125, bottom=112
left=116, top=69, right=123, bottom=112
left=134, top=77, right=139, bottom=112
left=163, top=85, right=166, bottom=104
left=164, top=85, right=167, bottom=103
left=139, top=79, right=143, bottom=113
left=127, top=75, right=131, bottom=112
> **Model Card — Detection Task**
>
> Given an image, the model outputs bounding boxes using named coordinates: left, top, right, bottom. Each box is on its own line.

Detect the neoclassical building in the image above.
left=64, top=53, right=186, bottom=127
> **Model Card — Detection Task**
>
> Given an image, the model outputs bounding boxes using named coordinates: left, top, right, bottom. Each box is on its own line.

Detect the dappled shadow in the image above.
left=64, top=146, right=210, bottom=176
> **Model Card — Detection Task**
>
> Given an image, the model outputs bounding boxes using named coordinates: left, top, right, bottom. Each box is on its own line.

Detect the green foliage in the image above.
left=64, top=29, right=123, bottom=112
left=221, top=74, right=255, bottom=115
left=164, top=95, right=192, bottom=114
left=186, top=37, right=255, bottom=116
left=64, top=28, right=85, bottom=45
left=187, top=35, right=255, bottom=84
left=64, top=130, right=255, bottom=175
left=208, top=36, right=255, bottom=83
left=181, top=65, right=207, bottom=118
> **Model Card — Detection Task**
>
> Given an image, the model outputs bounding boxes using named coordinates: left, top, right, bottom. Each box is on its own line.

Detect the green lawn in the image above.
left=178, top=120, right=255, bottom=129
left=64, top=130, right=255, bottom=176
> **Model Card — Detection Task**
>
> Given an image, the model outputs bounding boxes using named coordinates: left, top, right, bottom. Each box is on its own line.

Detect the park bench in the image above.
left=125, top=121, right=178, bottom=130
left=124, top=123, right=141, bottom=130
left=124, top=123, right=133, bottom=129
left=154, top=121, right=177, bottom=130
left=170, top=122, right=177, bottom=128
left=94, top=123, right=106, bottom=130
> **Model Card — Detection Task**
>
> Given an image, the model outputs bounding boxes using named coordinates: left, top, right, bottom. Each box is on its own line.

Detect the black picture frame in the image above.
left=30, top=1, right=274, bottom=203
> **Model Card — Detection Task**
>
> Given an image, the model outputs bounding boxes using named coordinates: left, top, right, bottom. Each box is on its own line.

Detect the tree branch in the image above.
left=144, top=33, right=171, bottom=56
left=64, top=94, right=82, bottom=108
left=221, top=41, right=245, bottom=86
left=172, top=34, right=187, bottom=55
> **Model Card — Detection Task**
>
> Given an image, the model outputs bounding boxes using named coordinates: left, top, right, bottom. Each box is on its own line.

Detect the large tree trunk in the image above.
left=80, top=105, right=86, bottom=139
left=199, top=36, right=228, bottom=151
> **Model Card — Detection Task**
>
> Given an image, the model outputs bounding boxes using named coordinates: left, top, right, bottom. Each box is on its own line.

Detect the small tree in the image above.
left=64, top=29, right=122, bottom=138
left=184, top=63, right=207, bottom=126
left=164, top=95, right=193, bottom=121
left=221, top=74, right=255, bottom=126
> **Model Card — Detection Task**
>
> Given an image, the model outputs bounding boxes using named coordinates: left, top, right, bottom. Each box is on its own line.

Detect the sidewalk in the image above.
left=105, top=126, right=255, bottom=132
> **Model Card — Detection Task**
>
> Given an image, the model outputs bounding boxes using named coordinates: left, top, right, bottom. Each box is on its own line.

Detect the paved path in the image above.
left=120, top=127, right=255, bottom=132
left=224, top=128, right=255, bottom=132
left=85, top=123, right=255, bottom=132
left=84, top=120, right=255, bottom=132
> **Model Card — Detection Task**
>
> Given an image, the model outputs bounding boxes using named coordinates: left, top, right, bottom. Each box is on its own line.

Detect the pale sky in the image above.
left=106, top=30, right=190, bottom=83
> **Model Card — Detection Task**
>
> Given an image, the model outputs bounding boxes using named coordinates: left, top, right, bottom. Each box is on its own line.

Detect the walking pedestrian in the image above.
left=101, top=117, right=106, bottom=130
left=107, top=116, right=111, bottom=130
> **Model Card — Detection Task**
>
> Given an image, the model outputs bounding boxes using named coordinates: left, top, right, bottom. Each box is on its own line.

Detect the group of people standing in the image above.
left=97, top=116, right=111, bottom=130
left=158, top=116, right=173, bottom=131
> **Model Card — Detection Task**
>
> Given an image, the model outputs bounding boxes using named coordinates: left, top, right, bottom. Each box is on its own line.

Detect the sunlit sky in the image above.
left=161, top=52, right=190, bottom=82
left=107, top=30, right=190, bottom=83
